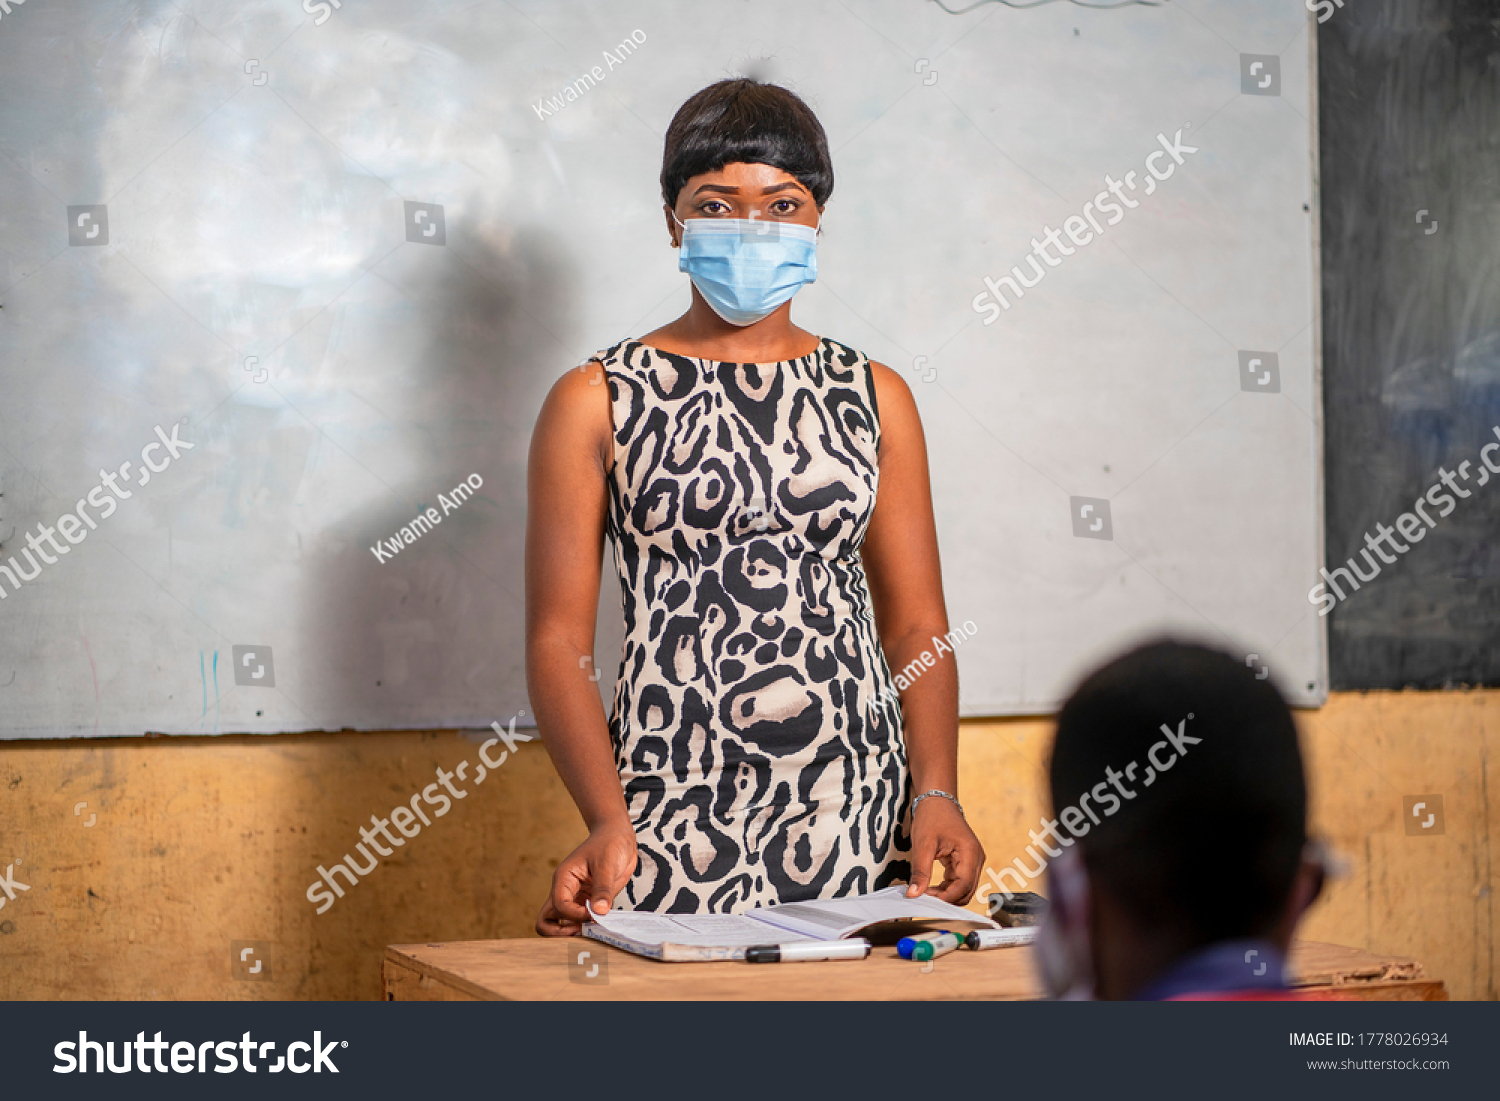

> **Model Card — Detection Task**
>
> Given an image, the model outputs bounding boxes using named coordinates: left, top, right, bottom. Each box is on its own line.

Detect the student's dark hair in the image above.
left=1049, top=639, right=1306, bottom=947
left=660, top=79, right=833, bottom=209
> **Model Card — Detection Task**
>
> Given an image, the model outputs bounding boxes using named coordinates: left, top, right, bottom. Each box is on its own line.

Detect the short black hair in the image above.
left=660, top=79, right=833, bottom=209
left=1049, top=640, right=1306, bottom=947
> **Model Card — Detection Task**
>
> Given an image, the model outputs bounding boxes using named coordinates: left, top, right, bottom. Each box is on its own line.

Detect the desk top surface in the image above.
left=385, top=937, right=1432, bottom=1002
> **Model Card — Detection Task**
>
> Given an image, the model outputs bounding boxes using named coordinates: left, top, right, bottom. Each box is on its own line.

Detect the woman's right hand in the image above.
left=535, top=820, right=638, bottom=936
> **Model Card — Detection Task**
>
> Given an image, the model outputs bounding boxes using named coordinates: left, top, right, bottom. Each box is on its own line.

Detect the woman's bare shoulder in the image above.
left=534, top=359, right=613, bottom=472
left=867, top=359, right=920, bottom=426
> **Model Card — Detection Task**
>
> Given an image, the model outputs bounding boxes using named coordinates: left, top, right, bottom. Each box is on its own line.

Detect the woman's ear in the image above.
left=664, top=204, right=679, bottom=248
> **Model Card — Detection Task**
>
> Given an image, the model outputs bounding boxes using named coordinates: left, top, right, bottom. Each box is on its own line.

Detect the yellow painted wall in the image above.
left=1, top=690, right=1493, bottom=1000
left=961, top=690, right=1496, bottom=1002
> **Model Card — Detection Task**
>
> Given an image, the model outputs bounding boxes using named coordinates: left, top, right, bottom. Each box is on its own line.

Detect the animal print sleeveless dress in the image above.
left=597, top=336, right=913, bottom=914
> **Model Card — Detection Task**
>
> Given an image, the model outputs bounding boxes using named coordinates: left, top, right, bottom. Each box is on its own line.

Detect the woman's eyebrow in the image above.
left=692, top=181, right=807, bottom=196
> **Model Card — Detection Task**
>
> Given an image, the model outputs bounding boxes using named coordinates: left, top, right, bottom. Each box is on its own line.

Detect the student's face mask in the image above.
left=1035, top=841, right=1332, bottom=1000
left=1034, top=846, right=1096, bottom=1000
left=673, top=212, right=819, bottom=327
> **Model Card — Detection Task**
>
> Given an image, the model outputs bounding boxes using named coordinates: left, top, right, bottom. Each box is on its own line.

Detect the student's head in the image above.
left=660, top=79, right=831, bottom=241
left=1044, top=639, right=1319, bottom=999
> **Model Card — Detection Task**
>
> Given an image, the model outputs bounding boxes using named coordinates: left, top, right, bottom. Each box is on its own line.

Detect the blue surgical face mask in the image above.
left=673, top=213, right=819, bottom=327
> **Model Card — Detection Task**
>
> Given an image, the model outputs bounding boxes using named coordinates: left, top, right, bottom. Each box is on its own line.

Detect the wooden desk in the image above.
left=383, top=937, right=1445, bottom=1001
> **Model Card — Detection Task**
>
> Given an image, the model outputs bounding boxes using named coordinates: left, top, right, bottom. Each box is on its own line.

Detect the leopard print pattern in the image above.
left=597, top=336, right=912, bottom=914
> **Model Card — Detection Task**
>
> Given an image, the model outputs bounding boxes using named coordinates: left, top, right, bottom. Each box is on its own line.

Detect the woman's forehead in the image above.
left=681, top=161, right=811, bottom=195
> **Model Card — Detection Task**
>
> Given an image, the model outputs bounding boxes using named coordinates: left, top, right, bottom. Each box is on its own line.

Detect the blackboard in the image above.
left=1320, top=0, right=1500, bottom=688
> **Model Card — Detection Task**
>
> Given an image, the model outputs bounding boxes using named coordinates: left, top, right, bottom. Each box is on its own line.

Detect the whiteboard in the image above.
left=0, top=0, right=1324, bottom=737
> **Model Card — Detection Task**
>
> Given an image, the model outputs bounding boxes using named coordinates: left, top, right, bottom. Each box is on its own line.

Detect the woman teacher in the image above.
left=527, top=79, right=983, bottom=933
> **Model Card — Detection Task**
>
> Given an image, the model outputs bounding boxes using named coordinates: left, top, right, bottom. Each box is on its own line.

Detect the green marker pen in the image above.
left=897, top=929, right=951, bottom=959
left=911, top=932, right=964, bottom=962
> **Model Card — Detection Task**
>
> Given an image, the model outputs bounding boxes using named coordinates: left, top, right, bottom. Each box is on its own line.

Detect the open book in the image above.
left=581, top=885, right=1000, bottom=961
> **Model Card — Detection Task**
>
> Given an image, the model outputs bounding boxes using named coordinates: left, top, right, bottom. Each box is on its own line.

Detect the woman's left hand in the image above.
left=906, top=797, right=985, bottom=904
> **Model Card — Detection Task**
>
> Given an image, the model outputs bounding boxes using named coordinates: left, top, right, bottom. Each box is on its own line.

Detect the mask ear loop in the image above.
left=1301, top=837, right=1344, bottom=910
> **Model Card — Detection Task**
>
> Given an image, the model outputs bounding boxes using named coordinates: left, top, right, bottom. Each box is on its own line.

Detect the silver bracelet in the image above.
left=911, top=788, right=964, bottom=818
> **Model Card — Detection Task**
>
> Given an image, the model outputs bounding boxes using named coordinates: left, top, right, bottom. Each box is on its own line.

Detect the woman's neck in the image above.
left=638, top=290, right=822, bottom=363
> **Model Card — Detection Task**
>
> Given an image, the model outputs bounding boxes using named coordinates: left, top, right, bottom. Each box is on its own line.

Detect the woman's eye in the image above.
left=770, top=200, right=796, bottom=215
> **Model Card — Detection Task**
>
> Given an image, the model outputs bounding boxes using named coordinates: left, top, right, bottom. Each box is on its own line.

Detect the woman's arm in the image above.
left=526, top=360, right=637, bottom=935
left=861, top=362, right=984, bottom=904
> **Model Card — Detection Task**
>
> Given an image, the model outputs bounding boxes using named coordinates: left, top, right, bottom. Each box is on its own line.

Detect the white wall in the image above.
left=0, top=0, right=1323, bottom=736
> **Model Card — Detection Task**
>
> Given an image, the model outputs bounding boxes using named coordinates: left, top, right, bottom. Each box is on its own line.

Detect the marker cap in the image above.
left=896, top=929, right=952, bottom=959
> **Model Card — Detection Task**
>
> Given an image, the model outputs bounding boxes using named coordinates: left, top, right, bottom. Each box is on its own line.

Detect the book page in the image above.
left=589, top=887, right=995, bottom=947
left=590, top=910, right=814, bottom=948
left=751, top=884, right=1000, bottom=939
